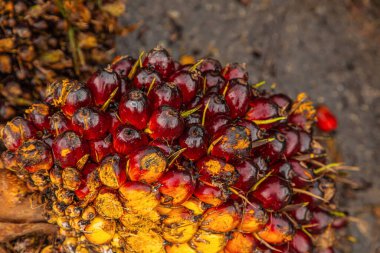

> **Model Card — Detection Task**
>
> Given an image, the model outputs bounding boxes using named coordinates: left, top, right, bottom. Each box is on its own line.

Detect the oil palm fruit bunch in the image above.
left=0, top=0, right=128, bottom=124
left=0, top=46, right=347, bottom=253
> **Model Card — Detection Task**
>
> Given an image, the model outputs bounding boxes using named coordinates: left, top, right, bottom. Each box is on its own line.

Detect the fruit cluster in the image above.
left=1, top=47, right=344, bottom=253
left=0, top=0, right=126, bottom=123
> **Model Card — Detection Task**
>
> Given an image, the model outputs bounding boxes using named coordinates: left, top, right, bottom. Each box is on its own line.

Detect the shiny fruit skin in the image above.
left=225, top=81, right=250, bottom=118
left=52, top=131, right=90, bottom=168
left=143, top=47, right=175, bottom=79
left=232, top=159, right=258, bottom=192
left=149, top=82, right=182, bottom=109
left=158, top=170, right=195, bottom=205
left=119, top=89, right=151, bottom=130
left=86, top=68, right=121, bottom=106
left=89, top=134, right=114, bottom=163
left=112, top=124, right=149, bottom=155
left=222, top=63, right=248, bottom=81
left=127, top=146, right=167, bottom=184
left=49, top=111, right=72, bottom=137
left=146, top=106, right=184, bottom=141
left=132, top=68, right=162, bottom=90
left=179, top=124, right=207, bottom=161
left=61, top=83, right=93, bottom=117
left=257, top=214, right=295, bottom=245
left=111, top=55, right=135, bottom=79
left=71, top=107, right=110, bottom=140
left=251, top=176, right=292, bottom=211
left=169, top=70, right=200, bottom=104
left=225, top=232, right=256, bottom=253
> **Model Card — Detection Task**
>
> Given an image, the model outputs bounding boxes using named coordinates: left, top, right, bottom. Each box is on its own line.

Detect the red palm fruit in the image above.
left=16, top=140, right=53, bottom=172
left=239, top=201, right=269, bottom=233
left=158, top=170, right=195, bottom=205
left=288, top=113, right=308, bottom=131
left=118, top=181, right=160, bottom=214
left=49, top=111, right=72, bottom=137
left=194, top=182, right=227, bottom=206
left=119, top=89, right=151, bottom=130
left=108, top=109, right=122, bottom=134
left=143, top=46, right=175, bottom=79
left=71, top=107, right=111, bottom=140
left=232, top=160, right=258, bottom=192
left=86, top=67, right=121, bottom=106
left=210, top=125, right=252, bottom=162
left=111, top=55, right=135, bottom=79
left=270, top=94, right=293, bottom=113
left=246, top=97, right=281, bottom=129
left=205, top=113, right=231, bottom=136
left=112, top=124, right=149, bottom=155
left=203, top=71, right=227, bottom=92
left=44, top=79, right=75, bottom=106
left=197, top=58, right=222, bottom=73
left=201, top=202, right=241, bottom=232
left=222, top=63, right=248, bottom=81
left=289, top=196, right=312, bottom=225
left=60, top=83, right=93, bottom=117
left=202, top=93, right=229, bottom=118
left=132, top=68, right=162, bottom=90
left=149, top=139, right=175, bottom=156
left=89, top=134, right=114, bottom=163
left=316, top=105, right=338, bottom=132
left=128, top=146, right=167, bottom=183
left=169, top=70, right=200, bottom=104
left=146, top=106, right=184, bottom=141
left=225, top=232, right=256, bottom=253
left=99, top=154, right=127, bottom=189
left=289, top=230, right=313, bottom=253
left=235, top=119, right=262, bottom=142
left=307, top=209, right=333, bottom=234
left=257, top=214, right=295, bottom=245
left=119, top=78, right=131, bottom=98
left=225, top=80, right=250, bottom=118
left=149, top=82, right=182, bottom=109
left=272, top=160, right=314, bottom=188
left=257, top=132, right=286, bottom=162
left=278, top=127, right=300, bottom=157
left=179, top=124, right=207, bottom=161
left=298, top=131, right=312, bottom=153
left=1, top=117, right=37, bottom=151
left=251, top=176, right=292, bottom=211
left=52, top=131, right=90, bottom=168
left=25, top=103, right=50, bottom=130
left=75, top=163, right=98, bottom=200
left=197, top=156, right=238, bottom=186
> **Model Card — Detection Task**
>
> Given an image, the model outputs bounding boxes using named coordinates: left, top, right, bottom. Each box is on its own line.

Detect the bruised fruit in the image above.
left=1, top=47, right=345, bottom=253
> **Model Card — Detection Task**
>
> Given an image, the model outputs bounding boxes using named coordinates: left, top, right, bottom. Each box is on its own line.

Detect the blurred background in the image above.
left=0, top=0, right=379, bottom=252
left=117, top=0, right=380, bottom=252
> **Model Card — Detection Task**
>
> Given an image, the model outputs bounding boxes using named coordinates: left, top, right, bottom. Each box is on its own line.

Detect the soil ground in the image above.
left=118, top=0, right=380, bottom=252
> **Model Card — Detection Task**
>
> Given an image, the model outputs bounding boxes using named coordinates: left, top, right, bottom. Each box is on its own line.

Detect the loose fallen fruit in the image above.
left=1, top=46, right=346, bottom=252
